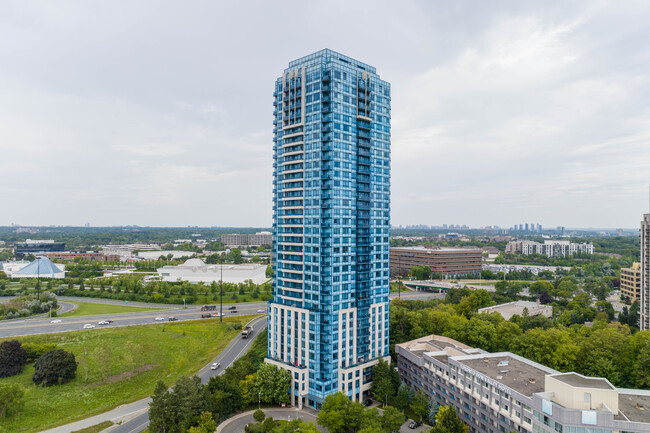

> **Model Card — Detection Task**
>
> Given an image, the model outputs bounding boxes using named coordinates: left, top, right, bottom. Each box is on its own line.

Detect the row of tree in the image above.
left=391, top=298, right=650, bottom=389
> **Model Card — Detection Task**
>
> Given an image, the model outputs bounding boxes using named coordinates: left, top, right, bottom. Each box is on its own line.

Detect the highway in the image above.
left=0, top=291, right=437, bottom=339
left=0, top=302, right=267, bottom=338
left=41, top=315, right=268, bottom=433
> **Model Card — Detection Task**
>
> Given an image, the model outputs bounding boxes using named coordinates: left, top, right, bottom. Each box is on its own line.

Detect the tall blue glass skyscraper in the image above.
left=267, top=49, right=391, bottom=409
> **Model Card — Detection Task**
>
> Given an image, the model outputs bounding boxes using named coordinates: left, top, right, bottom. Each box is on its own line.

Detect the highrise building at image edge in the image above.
left=266, top=49, right=391, bottom=408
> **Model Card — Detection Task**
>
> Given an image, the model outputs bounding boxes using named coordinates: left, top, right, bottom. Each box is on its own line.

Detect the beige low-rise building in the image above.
left=621, top=262, right=641, bottom=303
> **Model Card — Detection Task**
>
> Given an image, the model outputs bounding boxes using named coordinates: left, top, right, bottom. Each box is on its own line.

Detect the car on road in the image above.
left=212, top=312, right=221, bottom=317
left=98, top=321, right=110, bottom=325
left=228, top=306, right=237, bottom=310
left=210, top=362, right=220, bottom=370
left=257, top=309, right=264, bottom=313
left=83, top=324, right=95, bottom=329
left=50, top=319, right=61, bottom=323
left=408, top=421, right=422, bottom=429
left=168, top=317, right=178, bottom=321
left=154, top=317, right=165, bottom=321
left=363, top=399, right=373, bottom=407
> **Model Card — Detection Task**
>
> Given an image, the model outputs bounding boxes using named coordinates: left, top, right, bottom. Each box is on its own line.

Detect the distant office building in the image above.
left=157, top=258, right=268, bottom=284
left=221, top=233, right=248, bottom=247
left=506, top=240, right=594, bottom=258
left=41, top=251, right=120, bottom=262
left=478, top=301, right=552, bottom=321
left=641, top=213, right=650, bottom=331
left=267, top=50, right=391, bottom=408
left=101, top=243, right=161, bottom=260
left=398, top=334, right=650, bottom=433
left=621, top=263, right=641, bottom=303
left=390, top=246, right=482, bottom=277
left=15, top=239, right=65, bottom=258
left=247, top=231, right=272, bottom=246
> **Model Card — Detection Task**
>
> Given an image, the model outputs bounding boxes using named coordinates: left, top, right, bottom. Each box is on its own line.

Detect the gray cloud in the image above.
left=0, top=0, right=649, bottom=227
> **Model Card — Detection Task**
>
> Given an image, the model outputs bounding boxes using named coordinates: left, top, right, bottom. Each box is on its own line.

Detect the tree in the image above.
left=0, top=340, right=27, bottom=378
left=188, top=412, right=217, bottom=433
left=381, top=406, right=405, bottom=432
left=150, top=381, right=173, bottom=433
left=430, top=406, right=468, bottom=433
left=371, top=359, right=398, bottom=405
left=0, top=383, right=24, bottom=419
left=529, top=281, right=553, bottom=299
left=395, top=383, right=412, bottom=412
left=427, top=400, right=440, bottom=425
left=254, top=362, right=291, bottom=404
left=410, top=389, right=429, bottom=421
left=635, top=340, right=650, bottom=388
left=254, top=408, right=265, bottom=423
left=317, top=392, right=367, bottom=433
left=32, top=349, right=77, bottom=386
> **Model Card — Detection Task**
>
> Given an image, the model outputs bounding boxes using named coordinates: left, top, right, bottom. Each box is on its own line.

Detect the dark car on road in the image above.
left=228, top=306, right=237, bottom=310
left=168, top=317, right=178, bottom=321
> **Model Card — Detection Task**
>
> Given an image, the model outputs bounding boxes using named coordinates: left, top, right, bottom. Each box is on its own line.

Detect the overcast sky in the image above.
left=1, top=1, right=649, bottom=229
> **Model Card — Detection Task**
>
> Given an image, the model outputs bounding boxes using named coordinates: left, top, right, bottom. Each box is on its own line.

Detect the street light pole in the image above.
left=258, top=391, right=261, bottom=409
left=36, top=257, right=41, bottom=301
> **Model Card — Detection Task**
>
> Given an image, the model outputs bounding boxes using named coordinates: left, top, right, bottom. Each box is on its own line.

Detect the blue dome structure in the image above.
left=15, top=257, right=64, bottom=278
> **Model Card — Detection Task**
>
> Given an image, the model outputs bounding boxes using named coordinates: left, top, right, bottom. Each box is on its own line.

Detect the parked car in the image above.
left=50, top=319, right=61, bottom=323
left=168, top=317, right=178, bottom=321
left=154, top=317, right=165, bottom=321
left=83, top=324, right=95, bottom=329
left=363, top=399, right=373, bottom=407
left=408, top=421, right=422, bottom=429
left=210, top=362, right=220, bottom=370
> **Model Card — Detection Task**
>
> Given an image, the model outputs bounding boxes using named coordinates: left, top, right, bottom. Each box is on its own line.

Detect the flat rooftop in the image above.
left=391, top=246, right=481, bottom=252
left=617, top=392, right=650, bottom=423
left=551, top=373, right=614, bottom=390
left=479, top=301, right=552, bottom=320
left=459, top=355, right=552, bottom=396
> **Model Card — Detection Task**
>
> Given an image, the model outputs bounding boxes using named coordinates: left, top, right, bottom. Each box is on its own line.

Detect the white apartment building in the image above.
left=507, top=240, right=594, bottom=258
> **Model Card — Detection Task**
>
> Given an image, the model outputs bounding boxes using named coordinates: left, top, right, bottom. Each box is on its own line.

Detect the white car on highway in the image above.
left=50, top=319, right=61, bottom=323
left=83, top=324, right=95, bottom=329
left=210, top=362, right=220, bottom=370
left=257, top=309, right=264, bottom=313
left=154, top=317, right=165, bottom=321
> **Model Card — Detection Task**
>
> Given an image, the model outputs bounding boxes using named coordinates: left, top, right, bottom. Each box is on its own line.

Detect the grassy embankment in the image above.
left=0, top=316, right=255, bottom=433
left=60, top=300, right=164, bottom=317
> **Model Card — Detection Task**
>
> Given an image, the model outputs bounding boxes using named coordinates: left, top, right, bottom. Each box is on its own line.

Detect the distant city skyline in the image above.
left=2, top=1, right=650, bottom=228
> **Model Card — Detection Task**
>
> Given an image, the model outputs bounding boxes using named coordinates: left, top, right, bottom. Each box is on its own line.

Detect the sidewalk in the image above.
left=39, top=398, right=151, bottom=433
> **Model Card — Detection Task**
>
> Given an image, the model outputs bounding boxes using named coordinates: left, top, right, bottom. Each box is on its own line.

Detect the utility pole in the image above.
left=36, top=257, right=41, bottom=300
left=220, top=262, right=223, bottom=323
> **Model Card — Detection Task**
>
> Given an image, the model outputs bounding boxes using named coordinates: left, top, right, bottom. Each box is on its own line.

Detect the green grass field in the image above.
left=0, top=316, right=254, bottom=433
left=61, top=300, right=164, bottom=317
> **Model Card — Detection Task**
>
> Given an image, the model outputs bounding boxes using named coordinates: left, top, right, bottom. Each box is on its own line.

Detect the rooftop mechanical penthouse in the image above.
left=266, top=49, right=391, bottom=409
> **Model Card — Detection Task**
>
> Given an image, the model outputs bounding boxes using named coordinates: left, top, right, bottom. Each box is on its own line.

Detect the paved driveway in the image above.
left=217, top=408, right=325, bottom=433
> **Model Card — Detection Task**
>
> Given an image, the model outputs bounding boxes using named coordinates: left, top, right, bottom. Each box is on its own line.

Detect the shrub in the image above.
left=32, top=349, right=77, bottom=386
left=0, top=383, right=25, bottom=418
left=22, top=343, right=58, bottom=363
left=0, top=340, right=27, bottom=377
left=253, top=408, right=265, bottom=423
